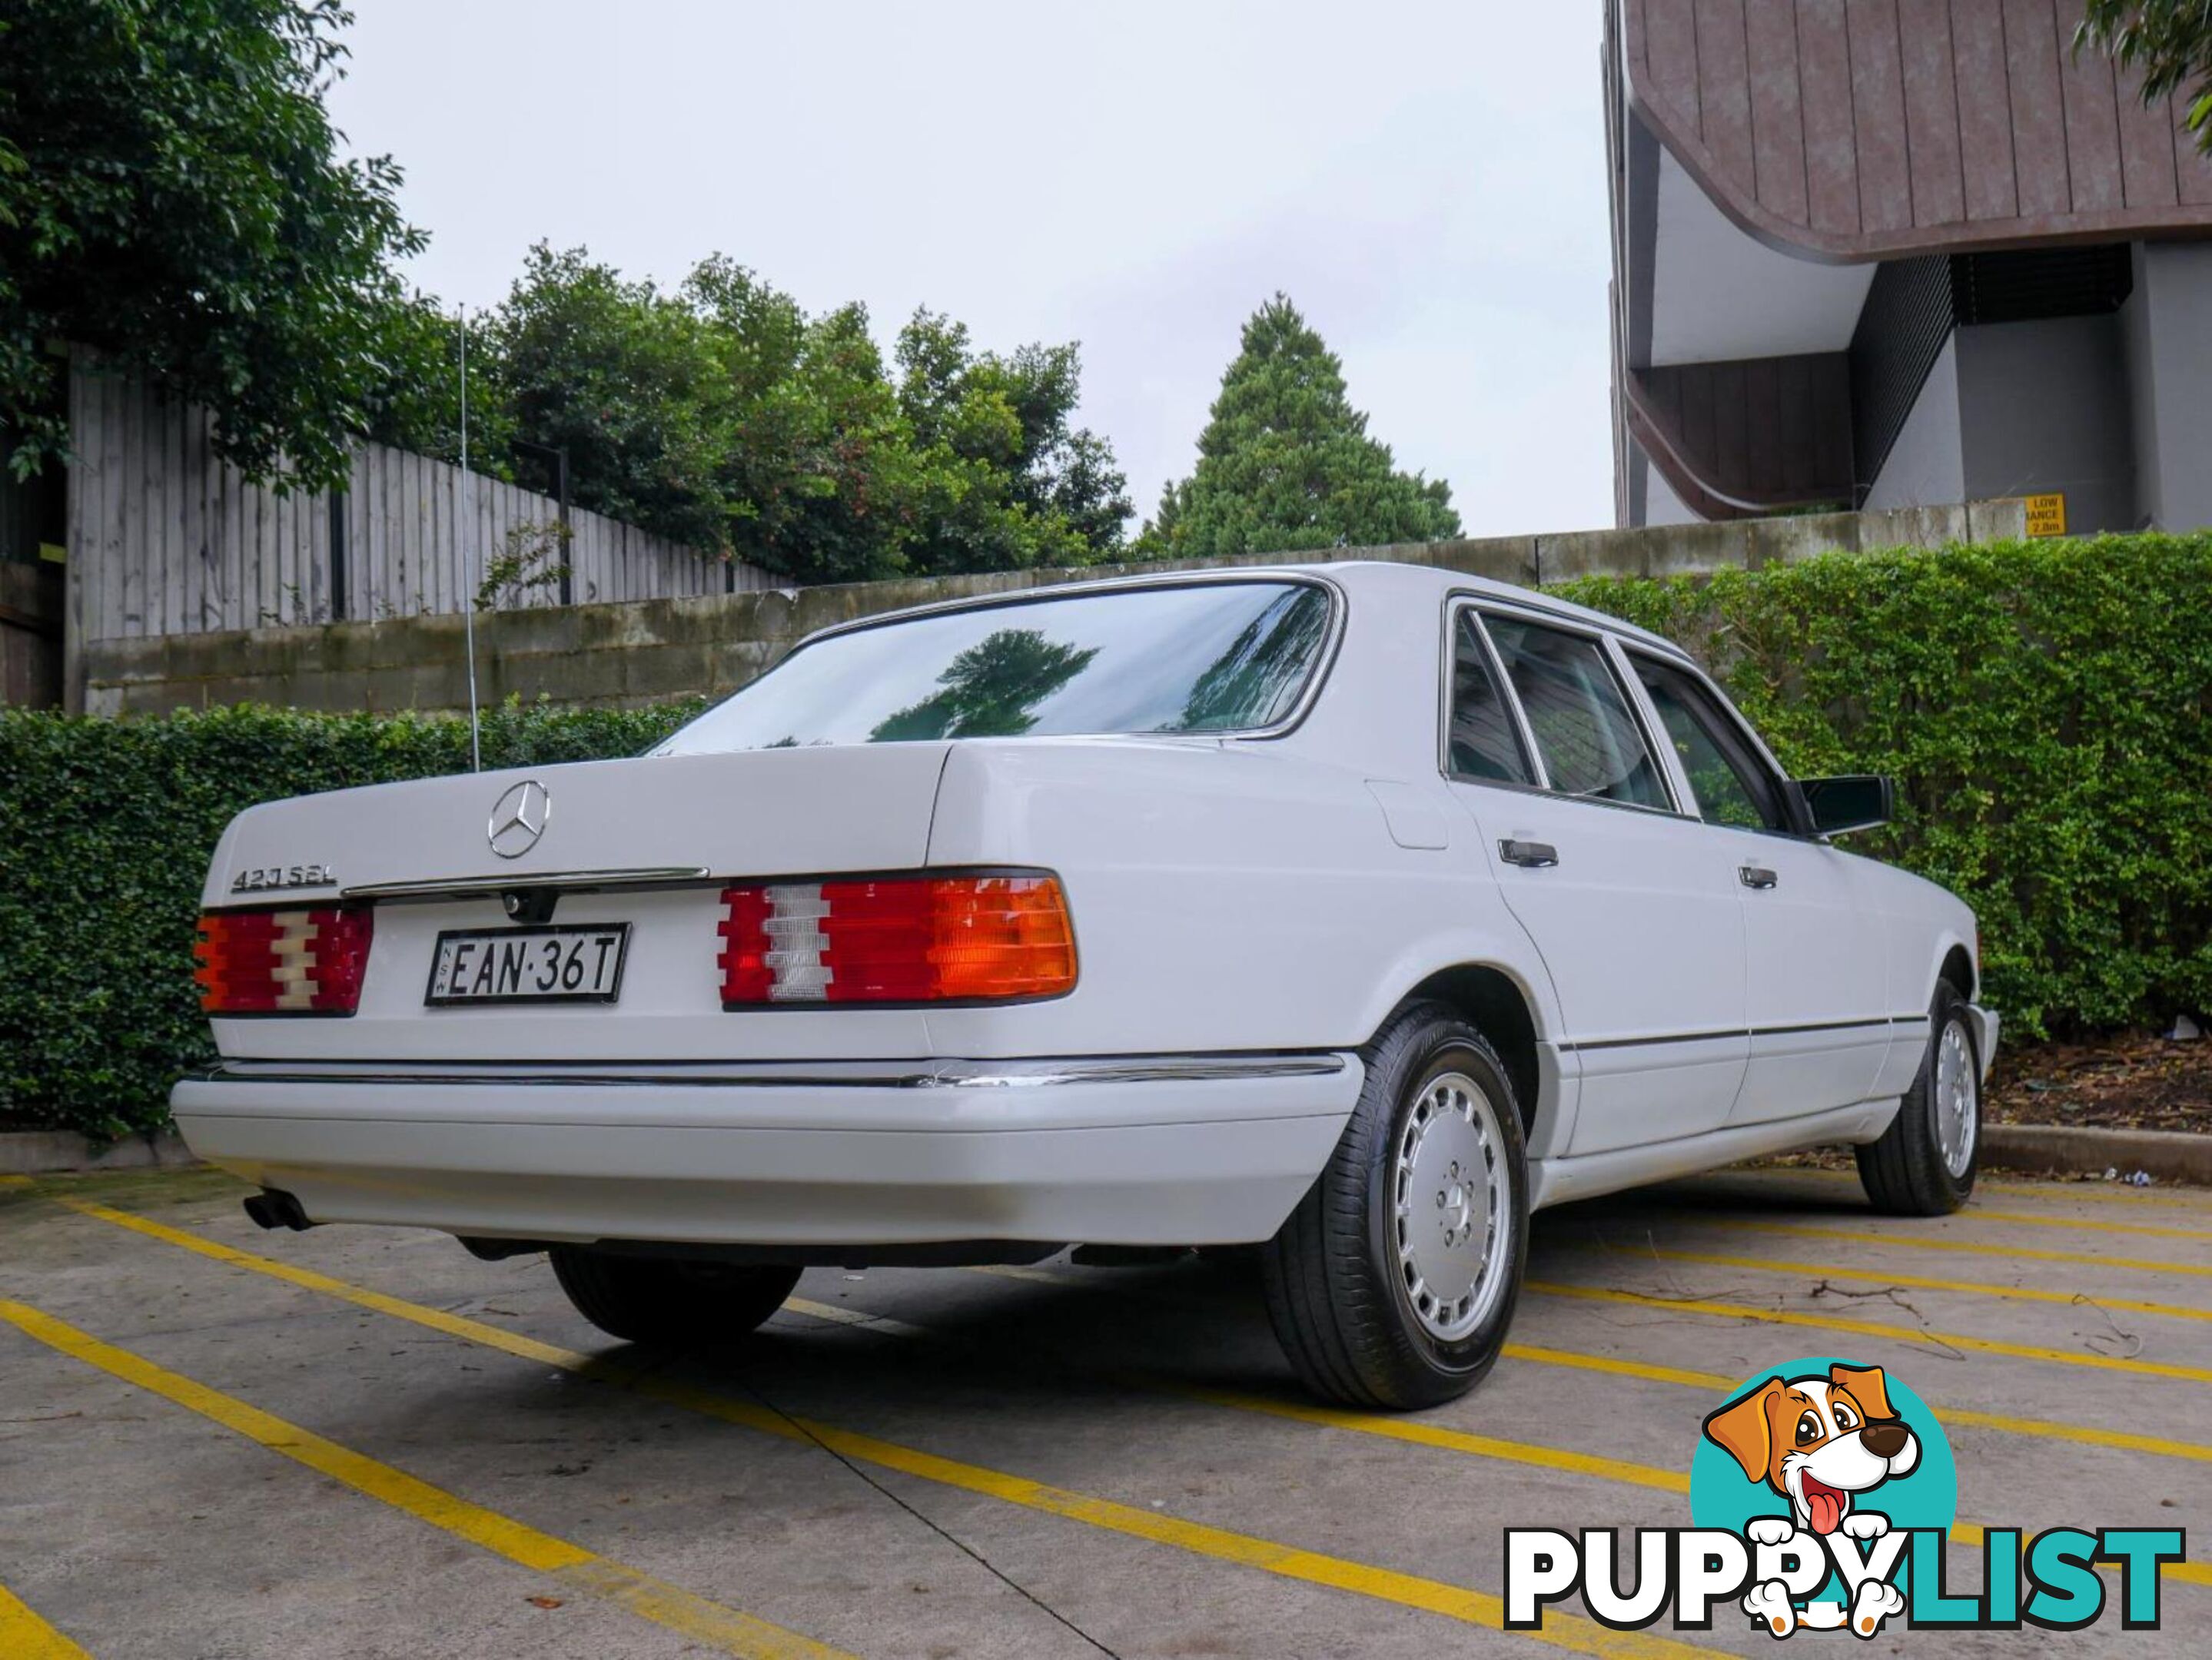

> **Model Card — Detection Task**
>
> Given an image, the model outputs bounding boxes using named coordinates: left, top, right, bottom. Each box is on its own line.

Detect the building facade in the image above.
left=1606, top=0, right=2212, bottom=533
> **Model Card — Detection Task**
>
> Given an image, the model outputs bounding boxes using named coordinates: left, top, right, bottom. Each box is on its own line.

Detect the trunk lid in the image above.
left=204, top=745, right=952, bottom=1062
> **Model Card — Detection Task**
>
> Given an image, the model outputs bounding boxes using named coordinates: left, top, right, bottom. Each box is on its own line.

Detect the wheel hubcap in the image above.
left=1392, top=1070, right=1513, bottom=1342
left=1935, top=1018, right=1978, bottom=1180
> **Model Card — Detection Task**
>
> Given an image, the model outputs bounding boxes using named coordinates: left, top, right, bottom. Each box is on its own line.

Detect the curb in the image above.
left=0, top=1130, right=199, bottom=1177
left=1983, top=1122, right=2212, bottom=1187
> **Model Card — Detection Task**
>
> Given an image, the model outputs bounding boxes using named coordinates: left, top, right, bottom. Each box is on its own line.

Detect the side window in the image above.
left=1631, top=656, right=1789, bottom=832
left=1483, top=616, right=1671, bottom=810
left=1446, top=610, right=1536, bottom=785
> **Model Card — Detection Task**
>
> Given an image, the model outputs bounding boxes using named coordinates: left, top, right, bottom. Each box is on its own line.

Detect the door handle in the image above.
left=1739, top=865, right=1779, bottom=889
left=1500, top=838, right=1559, bottom=868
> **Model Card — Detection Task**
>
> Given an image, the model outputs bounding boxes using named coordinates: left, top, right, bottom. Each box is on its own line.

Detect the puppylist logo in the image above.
left=1505, top=1355, right=2184, bottom=1637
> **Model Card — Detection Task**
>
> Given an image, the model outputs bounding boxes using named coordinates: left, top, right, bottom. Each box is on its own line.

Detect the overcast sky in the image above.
left=324, top=2, right=1614, bottom=538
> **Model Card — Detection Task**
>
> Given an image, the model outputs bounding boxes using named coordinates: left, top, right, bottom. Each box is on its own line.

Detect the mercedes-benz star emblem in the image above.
left=487, top=780, right=550, bottom=859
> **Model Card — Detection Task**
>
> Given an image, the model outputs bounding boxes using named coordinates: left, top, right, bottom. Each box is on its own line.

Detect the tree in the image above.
left=0, top=0, right=424, bottom=488
left=870, top=628, right=1099, bottom=741
left=895, top=312, right=1131, bottom=576
left=2080, top=3, right=2212, bottom=153
left=359, top=294, right=508, bottom=473
left=472, top=247, right=1131, bottom=584
left=487, top=244, right=726, bottom=549
left=1136, top=294, right=1459, bottom=559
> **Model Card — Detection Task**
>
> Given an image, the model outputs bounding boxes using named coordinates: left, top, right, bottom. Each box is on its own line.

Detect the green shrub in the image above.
left=1555, top=534, right=2212, bottom=1039
left=0, top=700, right=698, bottom=1137
left=2, top=534, right=2207, bottom=1137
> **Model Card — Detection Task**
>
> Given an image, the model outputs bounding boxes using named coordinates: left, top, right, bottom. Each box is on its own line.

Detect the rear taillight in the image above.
left=717, top=873, right=1076, bottom=1005
left=194, top=907, right=374, bottom=1015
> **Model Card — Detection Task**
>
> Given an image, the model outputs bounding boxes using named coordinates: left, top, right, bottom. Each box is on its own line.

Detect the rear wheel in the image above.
left=1856, top=982, right=1978, bottom=1216
left=1260, top=1001, right=1529, bottom=1409
left=549, top=1247, right=801, bottom=1346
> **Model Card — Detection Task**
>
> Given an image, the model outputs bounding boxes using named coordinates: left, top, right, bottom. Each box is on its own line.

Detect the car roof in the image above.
left=1303, top=559, right=1690, bottom=658
left=791, top=557, right=1695, bottom=662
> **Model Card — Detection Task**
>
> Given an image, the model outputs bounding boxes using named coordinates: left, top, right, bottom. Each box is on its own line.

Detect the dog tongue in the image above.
left=1803, top=1479, right=1844, bottom=1536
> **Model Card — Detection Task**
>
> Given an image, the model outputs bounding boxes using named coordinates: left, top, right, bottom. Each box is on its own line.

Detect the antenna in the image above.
left=459, top=303, right=483, bottom=772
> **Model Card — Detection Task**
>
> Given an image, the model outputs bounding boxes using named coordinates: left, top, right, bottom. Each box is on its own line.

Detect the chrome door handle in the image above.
left=1500, top=839, right=1559, bottom=868
left=1739, top=865, right=1779, bottom=889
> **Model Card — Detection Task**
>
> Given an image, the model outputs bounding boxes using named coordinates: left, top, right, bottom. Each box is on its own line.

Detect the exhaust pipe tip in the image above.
left=242, top=1189, right=312, bottom=1232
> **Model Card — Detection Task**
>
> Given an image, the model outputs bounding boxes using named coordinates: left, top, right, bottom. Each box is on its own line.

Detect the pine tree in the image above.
left=1137, top=294, right=1460, bottom=558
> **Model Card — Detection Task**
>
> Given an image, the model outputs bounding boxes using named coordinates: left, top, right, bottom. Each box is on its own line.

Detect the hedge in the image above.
left=1555, top=533, right=2212, bottom=1042
left=0, top=701, right=699, bottom=1137
left=2, top=534, right=2207, bottom=1136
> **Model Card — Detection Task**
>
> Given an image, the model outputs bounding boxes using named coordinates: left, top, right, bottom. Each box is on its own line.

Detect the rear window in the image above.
left=655, top=580, right=1335, bottom=755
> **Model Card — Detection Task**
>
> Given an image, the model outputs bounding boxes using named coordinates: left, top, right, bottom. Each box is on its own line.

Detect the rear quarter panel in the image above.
left=921, top=739, right=1561, bottom=1064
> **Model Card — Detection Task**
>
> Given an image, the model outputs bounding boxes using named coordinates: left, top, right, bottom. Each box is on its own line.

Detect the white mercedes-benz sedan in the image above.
left=175, top=562, right=1995, bottom=1408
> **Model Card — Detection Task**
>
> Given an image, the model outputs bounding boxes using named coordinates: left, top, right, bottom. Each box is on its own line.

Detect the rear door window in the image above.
left=1480, top=615, right=1672, bottom=811
left=656, top=580, right=1334, bottom=754
left=1446, top=609, right=1536, bottom=785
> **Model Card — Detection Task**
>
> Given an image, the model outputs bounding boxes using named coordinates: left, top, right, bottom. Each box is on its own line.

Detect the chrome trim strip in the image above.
left=341, top=867, right=713, bottom=902
left=201, top=1052, right=1354, bottom=1091
left=1558, top=1015, right=1921, bottom=1054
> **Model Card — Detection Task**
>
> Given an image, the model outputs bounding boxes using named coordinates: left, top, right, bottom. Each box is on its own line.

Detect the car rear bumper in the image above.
left=171, top=1054, right=1361, bottom=1248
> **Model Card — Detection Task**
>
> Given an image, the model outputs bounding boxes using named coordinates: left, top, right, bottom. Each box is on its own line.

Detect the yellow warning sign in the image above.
left=2024, top=493, right=2067, bottom=537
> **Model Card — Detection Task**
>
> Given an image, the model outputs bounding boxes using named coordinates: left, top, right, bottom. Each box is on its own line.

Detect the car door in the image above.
left=1442, top=603, right=1747, bottom=1157
left=1622, top=650, right=1890, bottom=1124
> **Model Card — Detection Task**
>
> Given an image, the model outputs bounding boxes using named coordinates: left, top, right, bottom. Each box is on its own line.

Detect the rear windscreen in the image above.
left=656, top=580, right=1334, bottom=754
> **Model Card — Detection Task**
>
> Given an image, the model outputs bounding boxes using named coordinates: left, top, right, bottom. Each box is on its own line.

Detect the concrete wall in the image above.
left=2123, top=241, right=2212, bottom=532
left=1863, top=334, right=1965, bottom=513
left=1957, top=316, right=2137, bottom=536
left=77, top=503, right=2030, bottom=719
left=1865, top=318, right=2139, bottom=533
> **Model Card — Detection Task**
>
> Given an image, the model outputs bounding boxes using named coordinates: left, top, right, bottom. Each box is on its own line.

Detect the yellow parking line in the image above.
left=0, top=1297, right=847, bottom=1660
left=0, top=1174, right=32, bottom=1189
left=1171, top=1380, right=1691, bottom=1495
left=1755, top=1166, right=2212, bottom=1212
left=803, top=1294, right=2212, bottom=1589
left=1715, top=1167, right=2212, bottom=1233
left=1656, top=1214, right=2212, bottom=1280
left=1978, top=1175, right=2212, bottom=1207
left=1595, top=1243, right=2212, bottom=1324
left=1525, top=1280, right=2212, bottom=1384
left=1503, top=1342, right=1725, bottom=1390
left=783, top=1297, right=932, bottom=1340
left=1961, top=1207, right=2212, bottom=1244
left=58, top=1204, right=1706, bottom=1660
left=967, top=1255, right=2212, bottom=1466
left=0, top=1583, right=90, bottom=1659
left=1506, top=1337, right=2212, bottom=1463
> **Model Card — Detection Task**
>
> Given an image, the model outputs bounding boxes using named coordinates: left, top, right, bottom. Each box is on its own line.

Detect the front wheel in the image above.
left=1260, top=1001, right=1529, bottom=1409
left=1856, top=983, right=1979, bottom=1216
left=549, top=1247, right=801, bottom=1346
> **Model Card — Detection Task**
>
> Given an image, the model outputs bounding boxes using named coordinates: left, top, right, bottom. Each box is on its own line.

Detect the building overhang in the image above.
left=1607, top=0, right=2212, bottom=524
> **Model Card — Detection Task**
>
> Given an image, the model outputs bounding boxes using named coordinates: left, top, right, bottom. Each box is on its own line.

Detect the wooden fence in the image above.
left=64, top=360, right=777, bottom=646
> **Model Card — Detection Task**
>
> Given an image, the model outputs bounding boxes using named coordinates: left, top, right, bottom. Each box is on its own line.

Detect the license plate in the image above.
left=426, top=925, right=630, bottom=1006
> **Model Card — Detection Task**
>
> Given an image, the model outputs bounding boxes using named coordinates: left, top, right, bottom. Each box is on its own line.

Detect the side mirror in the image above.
left=1793, top=775, right=1894, bottom=837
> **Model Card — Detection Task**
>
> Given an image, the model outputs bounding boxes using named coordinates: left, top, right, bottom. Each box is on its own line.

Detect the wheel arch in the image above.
left=1937, top=941, right=1976, bottom=1004
left=1379, top=961, right=1560, bottom=1157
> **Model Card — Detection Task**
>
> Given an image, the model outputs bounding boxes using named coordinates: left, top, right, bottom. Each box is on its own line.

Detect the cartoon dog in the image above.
left=1702, top=1363, right=1921, bottom=1638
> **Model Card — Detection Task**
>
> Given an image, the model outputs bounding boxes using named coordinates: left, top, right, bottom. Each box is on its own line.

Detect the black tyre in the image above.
left=549, top=1247, right=801, bottom=1346
left=1260, top=1001, right=1529, bottom=1409
left=1856, top=982, right=1979, bottom=1216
